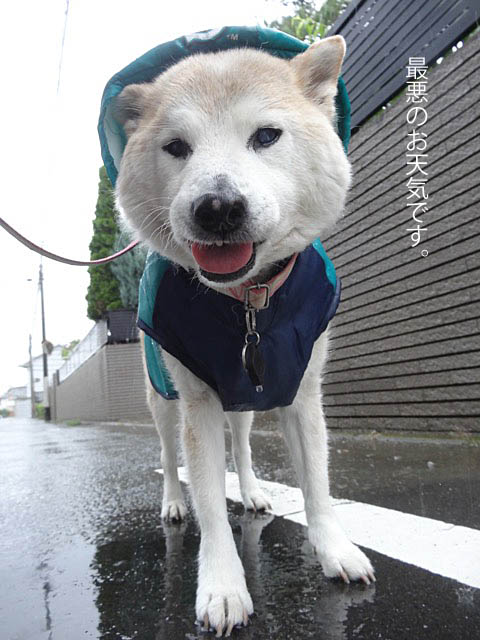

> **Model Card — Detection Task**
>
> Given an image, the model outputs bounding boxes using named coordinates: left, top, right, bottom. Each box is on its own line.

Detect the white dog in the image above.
left=113, top=35, right=374, bottom=636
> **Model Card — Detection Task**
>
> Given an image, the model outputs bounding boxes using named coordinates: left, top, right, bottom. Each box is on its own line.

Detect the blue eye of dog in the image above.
left=251, top=127, right=282, bottom=150
left=163, top=139, right=192, bottom=159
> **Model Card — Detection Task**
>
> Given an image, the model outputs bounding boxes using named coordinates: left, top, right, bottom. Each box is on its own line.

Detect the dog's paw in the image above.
left=161, top=498, right=187, bottom=522
left=242, top=488, right=272, bottom=513
left=197, top=588, right=253, bottom=637
left=197, top=575, right=253, bottom=637
left=309, top=516, right=375, bottom=585
left=317, top=538, right=375, bottom=585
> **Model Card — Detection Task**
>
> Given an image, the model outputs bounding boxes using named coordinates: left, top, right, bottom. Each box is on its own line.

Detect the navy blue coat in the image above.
left=138, top=240, right=340, bottom=412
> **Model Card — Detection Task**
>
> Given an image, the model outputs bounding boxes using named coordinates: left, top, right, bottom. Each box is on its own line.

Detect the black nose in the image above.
left=192, top=194, right=247, bottom=234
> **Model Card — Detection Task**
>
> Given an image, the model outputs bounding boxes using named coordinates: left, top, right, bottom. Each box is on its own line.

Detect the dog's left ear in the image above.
left=291, top=35, right=346, bottom=120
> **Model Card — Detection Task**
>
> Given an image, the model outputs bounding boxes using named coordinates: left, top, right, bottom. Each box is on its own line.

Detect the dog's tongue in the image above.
left=191, top=242, right=253, bottom=274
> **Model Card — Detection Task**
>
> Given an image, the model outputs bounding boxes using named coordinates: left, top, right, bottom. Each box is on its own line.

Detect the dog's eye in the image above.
left=162, top=139, right=192, bottom=159
left=251, top=127, right=282, bottom=151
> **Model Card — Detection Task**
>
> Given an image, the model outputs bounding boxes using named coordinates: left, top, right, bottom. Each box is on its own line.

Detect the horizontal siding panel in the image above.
left=338, top=225, right=480, bottom=303
left=337, top=265, right=480, bottom=320
left=333, top=282, right=480, bottom=335
left=326, top=401, right=480, bottom=417
left=324, top=384, right=480, bottom=404
left=327, top=337, right=478, bottom=371
left=330, top=298, right=480, bottom=347
left=333, top=198, right=478, bottom=284
left=326, top=156, right=480, bottom=259
left=335, top=234, right=478, bottom=299
left=326, top=140, right=480, bottom=255
left=323, top=352, right=480, bottom=384
left=326, top=416, right=478, bottom=432
left=330, top=318, right=479, bottom=356
left=323, top=368, right=480, bottom=393
left=335, top=214, right=479, bottom=291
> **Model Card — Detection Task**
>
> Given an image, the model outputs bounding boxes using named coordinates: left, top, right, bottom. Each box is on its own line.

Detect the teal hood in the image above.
left=98, top=25, right=351, bottom=187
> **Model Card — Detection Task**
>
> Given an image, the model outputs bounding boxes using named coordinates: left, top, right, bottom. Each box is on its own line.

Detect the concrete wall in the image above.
left=322, top=32, right=480, bottom=432
left=52, top=343, right=151, bottom=423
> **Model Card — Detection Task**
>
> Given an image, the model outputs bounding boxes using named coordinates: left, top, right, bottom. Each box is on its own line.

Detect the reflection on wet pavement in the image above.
left=1, top=418, right=479, bottom=639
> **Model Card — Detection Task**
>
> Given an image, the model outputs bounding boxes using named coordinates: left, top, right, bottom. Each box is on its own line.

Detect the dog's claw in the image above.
left=368, top=569, right=376, bottom=583
left=216, top=624, right=224, bottom=637
left=226, top=621, right=234, bottom=636
left=361, top=574, right=370, bottom=585
left=203, top=613, right=209, bottom=631
left=243, top=610, right=249, bottom=626
left=340, top=570, right=350, bottom=584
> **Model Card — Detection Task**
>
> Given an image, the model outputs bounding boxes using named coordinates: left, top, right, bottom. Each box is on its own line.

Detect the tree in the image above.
left=61, top=339, right=80, bottom=359
left=268, top=0, right=349, bottom=42
left=86, top=167, right=123, bottom=320
left=110, top=232, right=146, bottom=310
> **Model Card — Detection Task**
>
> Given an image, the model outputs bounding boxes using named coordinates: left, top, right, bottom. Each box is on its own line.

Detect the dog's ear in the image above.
left=113, top=83, right=155, bottom=138
left=291, top=35, right=346, bottom=120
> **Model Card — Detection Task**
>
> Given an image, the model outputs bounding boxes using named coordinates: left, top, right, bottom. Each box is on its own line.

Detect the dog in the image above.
left=113, top=34, right=374, bottom=636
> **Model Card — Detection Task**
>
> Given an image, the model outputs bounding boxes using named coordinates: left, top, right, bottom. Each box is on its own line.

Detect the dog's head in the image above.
left=114, top=36, right=350, bottom=287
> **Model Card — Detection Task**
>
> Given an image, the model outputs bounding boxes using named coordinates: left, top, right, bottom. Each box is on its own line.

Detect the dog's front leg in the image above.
left=226, top=412, right=272, bottom=512
left=163, top=351, right=253, bottom=634
left=181, top=396, right=253, bottom=634
left=278, top=348, right=375, bottom=584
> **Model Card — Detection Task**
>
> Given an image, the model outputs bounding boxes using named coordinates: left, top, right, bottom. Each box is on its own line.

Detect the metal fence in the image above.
left=57, top=320, right=108, bottom=383
left=331, top=0, right=480, bottom=128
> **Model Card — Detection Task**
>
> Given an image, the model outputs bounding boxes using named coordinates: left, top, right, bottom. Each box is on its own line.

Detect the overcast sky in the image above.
left=0, top=0, right=292, bottom=395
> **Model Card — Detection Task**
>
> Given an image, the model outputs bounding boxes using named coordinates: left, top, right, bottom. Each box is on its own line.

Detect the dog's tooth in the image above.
left=215, top=240, right=223, bottom=247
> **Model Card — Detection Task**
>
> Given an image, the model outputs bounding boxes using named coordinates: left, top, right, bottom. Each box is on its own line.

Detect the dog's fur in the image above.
left=114, top=36, right=374, bottom=635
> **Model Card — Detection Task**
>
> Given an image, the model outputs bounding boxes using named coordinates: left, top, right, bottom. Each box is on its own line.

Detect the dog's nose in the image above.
left=192, top=194, right=247, bottom=234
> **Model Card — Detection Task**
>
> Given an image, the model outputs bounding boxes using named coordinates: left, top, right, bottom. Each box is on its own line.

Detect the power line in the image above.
left=56, top=0, right=70, bottom=95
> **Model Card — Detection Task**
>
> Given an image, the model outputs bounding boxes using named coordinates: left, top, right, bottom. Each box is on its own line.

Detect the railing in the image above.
left=56, top=310, right=139, bottom=383
left=331, top=0, right=480, bottom=128
left=56, top=320, right=108, bottom=383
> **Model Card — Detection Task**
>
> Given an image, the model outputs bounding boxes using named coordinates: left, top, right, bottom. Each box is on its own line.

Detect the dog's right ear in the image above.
left=291, top=35, right=346, bottom=121
left=113, top=83, right=154, bottom=138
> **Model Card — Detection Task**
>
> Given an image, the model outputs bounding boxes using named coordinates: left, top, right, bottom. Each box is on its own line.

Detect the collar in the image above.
left=224, top=253, right=299, bottom=309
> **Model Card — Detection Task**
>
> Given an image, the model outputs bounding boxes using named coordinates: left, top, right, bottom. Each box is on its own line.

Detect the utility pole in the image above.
left=28, top=334, right=36, bottom=418
left=39, top=263, right=51, bottom=421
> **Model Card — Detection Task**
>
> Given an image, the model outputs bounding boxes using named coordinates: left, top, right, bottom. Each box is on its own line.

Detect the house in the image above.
left=18, top=345, right=66, bottom=412
left=0, top=385, right=30, bottom=418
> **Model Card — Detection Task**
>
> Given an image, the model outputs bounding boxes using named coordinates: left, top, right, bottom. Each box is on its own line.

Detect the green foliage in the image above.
left=268, top=0, right=348, bottom=43
left=110, top=232, right=147, bottom=310
left=0, top=408, right=10, bottom=418
left=61, top=339, right=80, bottom=359
left=86, top=167, right=123, bottom=320
left=35, top=403, right=45, bottom=419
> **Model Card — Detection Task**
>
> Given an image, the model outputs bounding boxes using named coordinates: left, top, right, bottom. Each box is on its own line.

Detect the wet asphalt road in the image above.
left=1, top=417, right=479, bottom=640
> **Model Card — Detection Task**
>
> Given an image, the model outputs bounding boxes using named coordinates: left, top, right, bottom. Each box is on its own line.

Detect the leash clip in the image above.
left=243, top=283, right=270, bottom=311
left=242, top=284, right=270, bottom=393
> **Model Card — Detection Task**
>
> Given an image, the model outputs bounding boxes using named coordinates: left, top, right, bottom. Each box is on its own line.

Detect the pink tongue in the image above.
left=191, top=242, right=253, bottom=274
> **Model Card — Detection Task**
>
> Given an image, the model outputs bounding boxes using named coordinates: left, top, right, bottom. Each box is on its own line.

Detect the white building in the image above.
left=19, top=345, right=66, bottom=407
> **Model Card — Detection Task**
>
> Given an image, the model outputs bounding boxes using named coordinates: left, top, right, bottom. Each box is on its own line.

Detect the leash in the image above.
left=0, top=216, right=139, bottom=266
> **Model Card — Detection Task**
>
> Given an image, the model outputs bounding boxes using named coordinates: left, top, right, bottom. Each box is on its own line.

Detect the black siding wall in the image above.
left=323, top=31, right=480, bottom=432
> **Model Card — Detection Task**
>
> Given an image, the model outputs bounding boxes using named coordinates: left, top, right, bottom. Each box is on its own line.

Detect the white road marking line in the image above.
left=156, top=468, right=480, bottom=589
